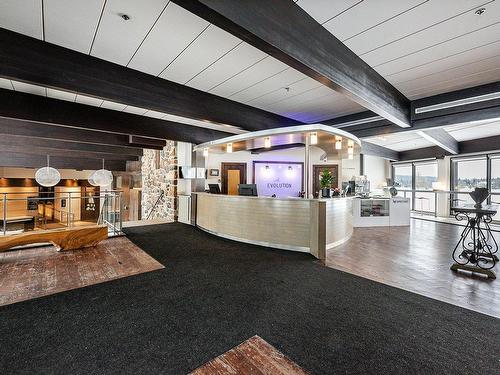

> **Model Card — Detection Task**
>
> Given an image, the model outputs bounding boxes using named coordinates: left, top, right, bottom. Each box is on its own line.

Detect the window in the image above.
left=393, top=164, right=412, bottom=190
left=393, top=164, right=413, bottom=207
left=451, top=157, right=487, bottom=206
left=490, top=157, right=500, bottom=220
left=415, top=162, right=438, bottom=213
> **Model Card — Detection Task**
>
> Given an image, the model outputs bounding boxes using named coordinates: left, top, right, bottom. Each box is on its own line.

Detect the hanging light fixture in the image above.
left=89, top=159, right=113, bottom=187
left=203, top=148, right=209, bottom=157
left=35, top=155, right=61, bottom=187
left=310, top=132, right=318, bottom=145
left=227, top=143, right=233, bottom=153
left=264, top=137, right=271, bottom=148
left=335, top=136, right=342, bottom=150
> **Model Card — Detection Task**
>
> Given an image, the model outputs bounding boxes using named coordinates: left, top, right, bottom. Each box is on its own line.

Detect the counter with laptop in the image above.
left=191, top=185, right=353, bottom=260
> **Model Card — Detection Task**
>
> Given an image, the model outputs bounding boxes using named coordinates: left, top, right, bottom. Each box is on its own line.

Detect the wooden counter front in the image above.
left=193, top=193, right=353, bottom=259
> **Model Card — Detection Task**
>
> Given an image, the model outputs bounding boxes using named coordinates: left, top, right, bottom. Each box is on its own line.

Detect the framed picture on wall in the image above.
left=209, top=169, right=219, bottom=177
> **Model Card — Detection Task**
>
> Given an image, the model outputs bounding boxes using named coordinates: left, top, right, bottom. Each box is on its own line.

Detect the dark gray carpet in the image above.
left=0, top=223, right=499, bottom=374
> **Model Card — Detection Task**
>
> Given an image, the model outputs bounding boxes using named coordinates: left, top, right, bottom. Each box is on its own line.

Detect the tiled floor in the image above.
left=326, top=218, right=500, bottom=318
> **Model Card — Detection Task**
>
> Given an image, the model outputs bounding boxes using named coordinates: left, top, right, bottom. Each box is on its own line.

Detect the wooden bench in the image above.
left=0, top=225, right=108, bottom=252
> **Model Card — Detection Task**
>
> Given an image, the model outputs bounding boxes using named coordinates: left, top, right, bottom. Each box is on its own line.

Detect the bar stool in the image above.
left=415, top=196, right=430, bottom=215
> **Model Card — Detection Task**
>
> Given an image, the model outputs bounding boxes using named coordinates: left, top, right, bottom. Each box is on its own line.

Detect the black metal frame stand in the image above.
left=451, top=211, right=498, bottom=279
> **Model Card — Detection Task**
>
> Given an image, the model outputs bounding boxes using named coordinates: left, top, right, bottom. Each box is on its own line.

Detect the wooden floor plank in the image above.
left=0, top=237, right=164, bottom=306
left=190, top=336, right=310, bottom=375
left=326, top=218, right=500, bottom=318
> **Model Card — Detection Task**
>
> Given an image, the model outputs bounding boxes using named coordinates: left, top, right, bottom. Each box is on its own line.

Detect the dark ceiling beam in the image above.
left=417, top=128, right=459, bottom=155
left=412, top=81, right=500, bottom=121
left=321, top=111, right=383, bottom=127
left=0, top=152, right=126, bottom=171
left=360, top=141, right=399, bottom=161
left=0, top=136, right=139, bottom=161
left=173, top=0, right=411, bottom=128
left=0, top=28, right=300, bottom=132
left=350, top=105, right=500, bottom=138
left=0, top=118, right=164, bottom=150
left=398, top=135, right=500, bottom=161
left=0, top=89, right=232, bottom=144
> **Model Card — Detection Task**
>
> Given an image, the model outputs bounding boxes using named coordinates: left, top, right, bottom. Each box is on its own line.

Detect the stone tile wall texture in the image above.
left=141, top=142, right=177, bottom=221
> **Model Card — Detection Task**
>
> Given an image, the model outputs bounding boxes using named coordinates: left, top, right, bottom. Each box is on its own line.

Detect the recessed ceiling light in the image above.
left=120, top=14, right=131, bottom=21
left=475, top=7, right=486, bottom=15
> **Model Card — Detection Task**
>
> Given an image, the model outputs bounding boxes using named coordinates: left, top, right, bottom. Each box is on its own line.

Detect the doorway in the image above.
left=313, top=164, right=339, bottom=198
left=221, top=163, right=247, bottom=195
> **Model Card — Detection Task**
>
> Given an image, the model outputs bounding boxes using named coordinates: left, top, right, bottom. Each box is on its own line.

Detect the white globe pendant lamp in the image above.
left=88, top=159, right=113, bottom=187
left=35, top=155, right=61, bottom=187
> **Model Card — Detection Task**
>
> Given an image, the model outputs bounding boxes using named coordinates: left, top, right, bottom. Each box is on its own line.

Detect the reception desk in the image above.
left=192, top=193, right=353, bottom=260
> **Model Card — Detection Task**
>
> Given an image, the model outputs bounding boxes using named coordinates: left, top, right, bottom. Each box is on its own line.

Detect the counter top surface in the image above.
left=192, top=192, right=352, bottom=202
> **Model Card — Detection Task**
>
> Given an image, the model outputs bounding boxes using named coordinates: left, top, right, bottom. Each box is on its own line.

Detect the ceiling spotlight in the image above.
left=475, top=7, right=486, bottom=15
left=310, top=132, right=318, bottom=145
left=120, top=13, right=131, bottom=20
left=226, top=143, right=233, bottom=153
left=264, top=137, right=271, bottom=148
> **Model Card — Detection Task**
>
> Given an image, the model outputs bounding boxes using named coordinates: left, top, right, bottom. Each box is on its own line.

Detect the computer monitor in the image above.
left=238, top=184, right=258, bottom=196
left=208, top=184, right=221, bottom=194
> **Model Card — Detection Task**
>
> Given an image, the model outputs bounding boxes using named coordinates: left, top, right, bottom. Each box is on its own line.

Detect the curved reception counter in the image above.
left=192, top=193, right=353, bottom=260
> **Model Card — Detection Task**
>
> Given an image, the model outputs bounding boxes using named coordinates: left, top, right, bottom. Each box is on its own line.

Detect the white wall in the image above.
left=364, top=155, right=391, bottom=191
left=205, top=146, right=343, bottom=193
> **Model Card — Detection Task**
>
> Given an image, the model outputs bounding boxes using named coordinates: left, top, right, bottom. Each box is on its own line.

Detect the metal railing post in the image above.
left=434, top=192, right=437, bottom=217
left=119, top=192, right=123, bottom=234
left=2, top=193, right=6, bottom=235
left=68, top=192, right=72, bottom=228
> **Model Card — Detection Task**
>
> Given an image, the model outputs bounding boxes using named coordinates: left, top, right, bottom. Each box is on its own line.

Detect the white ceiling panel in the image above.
left=143, top=110, right=167, bottom=119
left=375, top=21, right=500, bottom=77
left=0, top=78, right=14, bottom=90
left=75, top=94, right=104, bottom=107
left=91, top=0, right=169, bottom=65
left=0, top=0, right=42, bottom=39
left=210, top=57, right=288, bottom=98
left=445, top=120, right=500, bottom=141
left=230, top=69, right=307, bottom=104
left=189, top=43, right=267, bottom=92
left=295, top=0, right=362, bottom=25
left=100, top=100, right=127, bottom=111
left=348, top=0, right=489, bottom=60
left=364, top=132, right=434, bottom=151
left=323, top=0, right=426, bottom=41
left=386, top=39, right=500, bottom=85
left=122, top=105, right=147, bottom=115
left=46, top=88, right=76, bottom=102
left=11, top=81, right=46, bottom=96
left=159, top=25, right=241, bottom=84
left=405, top=67, right=500, bottom=99
left=395, top=54, right=500, bottom=95
left=127, top=2, right=209, bottom=76
left=44, top=0, right=105, bottom=53
left=248, top=77, right=321, bottom=108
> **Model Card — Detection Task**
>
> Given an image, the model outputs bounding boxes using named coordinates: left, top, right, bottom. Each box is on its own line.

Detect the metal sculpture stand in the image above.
left=451, top=207, right=498, bottom=279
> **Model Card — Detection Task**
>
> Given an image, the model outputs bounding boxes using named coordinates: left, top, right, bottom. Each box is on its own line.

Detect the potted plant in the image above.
left=320, top=169, right=333, bottom=198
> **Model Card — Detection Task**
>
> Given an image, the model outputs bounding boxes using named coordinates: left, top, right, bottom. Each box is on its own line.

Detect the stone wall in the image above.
left=141, top=141, right=177, bottom=221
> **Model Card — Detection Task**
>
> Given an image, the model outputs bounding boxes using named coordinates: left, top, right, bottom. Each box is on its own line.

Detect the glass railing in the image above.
left=397, top=189, right=500, bottom=221
left=1, top=190, right=123, bottom=237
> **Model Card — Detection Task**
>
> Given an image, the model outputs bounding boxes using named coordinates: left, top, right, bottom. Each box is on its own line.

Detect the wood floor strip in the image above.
left=0, top=237, right=164, bottom=306
left=189, top=336, right=310, bottom=375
